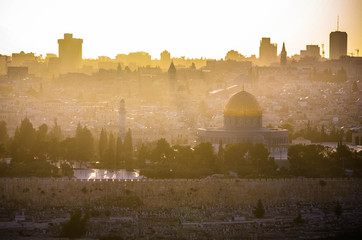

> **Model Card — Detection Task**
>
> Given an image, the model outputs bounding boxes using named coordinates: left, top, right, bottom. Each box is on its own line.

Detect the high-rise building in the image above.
left=259, top=37, right=277, bottom=66
left=329, top=31, right=347, bottom=60
left=300, top=45, right=320, bottom=60
left=160, top=50, right=171, bottom=70
left=58, top=33, right=83, bottom=73
left=280, top=42, right=287, bottom=65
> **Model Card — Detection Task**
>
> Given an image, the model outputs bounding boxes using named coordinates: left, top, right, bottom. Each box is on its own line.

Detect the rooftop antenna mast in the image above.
left=337, top=16, right=339, bottom=31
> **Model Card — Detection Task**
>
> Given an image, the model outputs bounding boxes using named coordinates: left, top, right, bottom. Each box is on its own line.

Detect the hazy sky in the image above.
left=0, top=0, right=361, bottom=59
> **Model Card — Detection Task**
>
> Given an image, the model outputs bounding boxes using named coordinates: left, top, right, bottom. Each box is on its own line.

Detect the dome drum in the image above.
left=224, top=116, right=262, bottom=130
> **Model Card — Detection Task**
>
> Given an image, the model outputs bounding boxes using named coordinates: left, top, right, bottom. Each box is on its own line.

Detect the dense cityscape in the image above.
left=0, top=0, right=361, bottom=239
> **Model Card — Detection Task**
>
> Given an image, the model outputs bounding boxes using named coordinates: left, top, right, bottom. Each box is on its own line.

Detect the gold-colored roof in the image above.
left=224, top=91, right=262, bottom=117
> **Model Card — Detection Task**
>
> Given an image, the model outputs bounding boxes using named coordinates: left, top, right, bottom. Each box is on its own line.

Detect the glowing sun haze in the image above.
left=0, top=0, right=361, bottom=59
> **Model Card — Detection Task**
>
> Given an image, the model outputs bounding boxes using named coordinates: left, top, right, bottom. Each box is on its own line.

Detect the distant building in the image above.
left=225, top=50, right=246, bottom=62
left=7, top=66, right=28, bottom=80
left=127, top=52, right=151, bottom=67
left=45, top=53, right=57, bottom=64
left=259, top=38, right=277, bottom=66
left=352, top=129, right=362, bottom=145
left=160, top=50, right=171, bottom=70
left=198, top=90, right=289, bottom=159
left=280, top=42, right=287, bottom=65
left=58, top=33, right=83, bottom=73
left=300, top=45, right=320, bottom=60
left=11, top=51, right=36, bottom=66
left=205, top=59, right=252, bottom=73
left=329, top=31, right=347, bottom=60
left=115, top=54, right=128, bottom=65
left=0, top=55, right=9, bottom=75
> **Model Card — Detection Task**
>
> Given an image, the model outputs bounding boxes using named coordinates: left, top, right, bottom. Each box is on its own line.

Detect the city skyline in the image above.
left=0, top=0, right=361, bottom=59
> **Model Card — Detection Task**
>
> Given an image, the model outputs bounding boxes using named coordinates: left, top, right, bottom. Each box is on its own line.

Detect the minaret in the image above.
left=168, top=61, right=176, bottom=94
left=280, top=42, right=287, bottom=65
left=119, top=99, right=126, bottom=139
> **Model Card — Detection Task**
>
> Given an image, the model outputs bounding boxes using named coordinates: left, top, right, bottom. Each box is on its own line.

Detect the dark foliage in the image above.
left=293, top=213, right=305, bottom=225
left=253, top=199, right=265, bottom=218
left=60, top=209, right=88, bottom=238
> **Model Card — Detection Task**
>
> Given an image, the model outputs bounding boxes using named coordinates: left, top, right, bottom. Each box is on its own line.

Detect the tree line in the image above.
left=0, top=119, right=361, bottom=178
left=279, top=121, right=356, bottom=143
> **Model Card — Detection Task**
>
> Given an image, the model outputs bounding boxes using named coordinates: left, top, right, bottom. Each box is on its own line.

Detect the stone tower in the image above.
left=168, top=61, right=176, bottom=94
left=280, top=42, right=287, bottom=65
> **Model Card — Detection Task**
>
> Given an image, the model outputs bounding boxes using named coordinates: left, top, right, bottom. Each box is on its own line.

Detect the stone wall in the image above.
left=0, top=178, right=361, bottom=209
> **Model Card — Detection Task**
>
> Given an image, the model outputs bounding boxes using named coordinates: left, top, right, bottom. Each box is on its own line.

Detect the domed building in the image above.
left=198, top=90, right=289, bottom=159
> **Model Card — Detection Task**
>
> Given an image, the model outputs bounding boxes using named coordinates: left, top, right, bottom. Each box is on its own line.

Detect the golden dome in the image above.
left=224, top=91, right=262, bottom=117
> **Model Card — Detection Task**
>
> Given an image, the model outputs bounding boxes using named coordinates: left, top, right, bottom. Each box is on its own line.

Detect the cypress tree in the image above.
left=105, top=132, right=116, bottom=169
left=253, top=199, right=265, bottom=218
left=116, top=136, right=123, bottom=169
left=98, top=128, right=108, bottom=164
left=123, top=129, right=133, bottom=169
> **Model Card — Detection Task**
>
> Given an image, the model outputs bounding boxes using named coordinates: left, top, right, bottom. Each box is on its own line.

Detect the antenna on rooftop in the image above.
left=337, top=16, right=339, bottom=31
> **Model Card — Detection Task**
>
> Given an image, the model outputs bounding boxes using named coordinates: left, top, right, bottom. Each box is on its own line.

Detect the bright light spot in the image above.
left=88, top=171, right=96, bottom=180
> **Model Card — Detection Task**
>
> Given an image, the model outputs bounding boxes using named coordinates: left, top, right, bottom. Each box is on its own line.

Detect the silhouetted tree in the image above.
left=193, top=142, right=216, bottom=172
left=253, top=199, right=265, bottom=218
left=217, top=140, right=224, bottom=164
left=335, top=68, right=347, bottom=82
left=75, top=124, right=94, bottom=166
left=352, top=80, right=358, bottom=92
left=190, top=62, right=196, bottom=70
left=116, top=136, right=123, bottom=168
left=293, top=213, right=305, bottom=224
left=0, top=121, right=8, bottom=158
left=224, top=143, right=248, bottom=174
left=320, top=125, right=327, bottom=141
left=249, top=143, right=276, bottom=176
left=48, top=118, right=63, bottom=141
left=60, top=163, right=74, bottom=178
left=10, top=118, right=36, bottom=162
left=123, top=129, right=133, bottom=169
left=288, top=144, right=341, bottom=177
left=172, top=144, right=194, bottom=169
left=61, top=137, right=78, bottom=163
left=151, top=138, right=172, bottom=164
left=0, top=120, right=8, bottom=144
left=47, top=119, right=63, bottom=162
left=335, top=142, right=351, bottom=170
left=334, top=201, right=342, bottom=218
left=33, top=123, right=49, bottom=157
left=99, top=128, right=108, bottom=164
left=60, top=209, right=88, bottom=238
left=105, top=132, right=116, bottom=169
left=136, top=143, right=149, bottom=167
